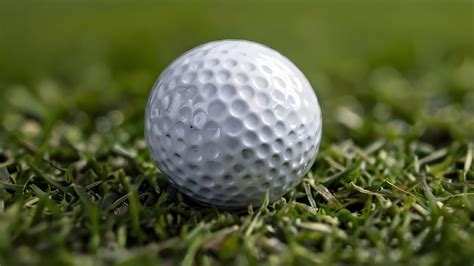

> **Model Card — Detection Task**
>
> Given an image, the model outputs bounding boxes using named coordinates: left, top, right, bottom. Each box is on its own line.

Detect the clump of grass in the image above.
left=1, top=121, right=472, bottom=265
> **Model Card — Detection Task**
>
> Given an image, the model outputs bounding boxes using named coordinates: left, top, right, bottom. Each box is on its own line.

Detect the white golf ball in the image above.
left=145, top=40, right=322, bottom=209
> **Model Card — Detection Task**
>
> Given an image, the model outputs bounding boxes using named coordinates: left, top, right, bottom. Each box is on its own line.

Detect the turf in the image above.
left=0, top=1, right=473, bottom=265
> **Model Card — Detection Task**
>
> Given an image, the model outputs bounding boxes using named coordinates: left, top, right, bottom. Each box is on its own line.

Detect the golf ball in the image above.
left=145, top=40, right=322, bottom=209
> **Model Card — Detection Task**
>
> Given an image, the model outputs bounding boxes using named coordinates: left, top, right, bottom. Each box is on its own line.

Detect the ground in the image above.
left=0, top=1, right=473, bottom=266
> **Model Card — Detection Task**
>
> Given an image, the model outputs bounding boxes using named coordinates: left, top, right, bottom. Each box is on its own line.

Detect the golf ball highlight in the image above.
left=145, top=40, right=322, bottom=208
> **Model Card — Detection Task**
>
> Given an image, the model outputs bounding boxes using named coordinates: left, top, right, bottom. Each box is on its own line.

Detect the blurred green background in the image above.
left=1, top=1, right=472, bottom=145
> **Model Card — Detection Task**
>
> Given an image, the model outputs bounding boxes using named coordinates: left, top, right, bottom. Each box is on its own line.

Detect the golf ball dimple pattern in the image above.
left=145, top=40, right=322, bottom=209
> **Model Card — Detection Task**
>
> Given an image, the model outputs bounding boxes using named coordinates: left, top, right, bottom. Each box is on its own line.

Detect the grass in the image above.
left=0, top=1, right=473, bottom=265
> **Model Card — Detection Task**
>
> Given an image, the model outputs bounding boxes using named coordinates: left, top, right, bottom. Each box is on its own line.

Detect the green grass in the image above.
left=0, top=1, right=473, bottom=265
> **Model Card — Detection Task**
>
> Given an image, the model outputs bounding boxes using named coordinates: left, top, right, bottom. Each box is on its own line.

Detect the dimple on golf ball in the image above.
left=145, top=40, right=322, bottom=209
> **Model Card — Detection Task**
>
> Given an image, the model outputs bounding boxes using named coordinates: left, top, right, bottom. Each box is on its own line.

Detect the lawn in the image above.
left=0, top=1, right=473, bottom=265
